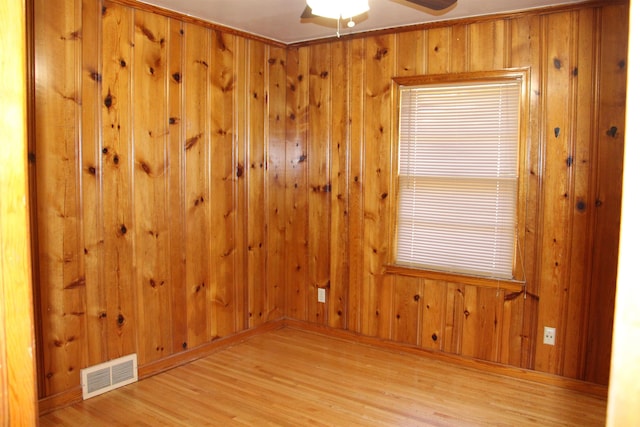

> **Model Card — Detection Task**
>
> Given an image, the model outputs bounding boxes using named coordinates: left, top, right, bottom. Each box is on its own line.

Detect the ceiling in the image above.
left=137, top=0, right=586, bottom=44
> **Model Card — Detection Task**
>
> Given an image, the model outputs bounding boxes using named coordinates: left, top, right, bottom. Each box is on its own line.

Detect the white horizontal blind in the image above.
left=396, top=80, right=521, bottom=279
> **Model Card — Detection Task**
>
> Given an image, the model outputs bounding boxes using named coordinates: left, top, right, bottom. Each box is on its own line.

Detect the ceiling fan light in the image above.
left=306, top=0, right=369, bottom=20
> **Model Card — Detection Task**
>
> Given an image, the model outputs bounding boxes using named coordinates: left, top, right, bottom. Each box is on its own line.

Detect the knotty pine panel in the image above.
left=285, top=2, right=627, bottom=386
left=101, top=1, right=137, bottom=363
left=31, top=0, right=628, bottom=402
left=266, top=45, right=287, bottom=322
left=585, top=3, right=628, bottom=385
left=167, top=18, right=188, bottom=354
left=132, top=10, right=172, bottom=365
left=31, top=0, right=283, bottom=398
left=184, top=22, right=211, bottom=348
left=534, top=11, right=576, bottom=376
left=284, top=47, right=310, bottom=321
left=246, top=39, right=267, bottom=327
left=33, top=0, right=86, bottom=397
left=81, top=0, right=104, bottom=367
left=360, top=35, right=394, bottom=339
left=307, top=42, right=332, bottom=325
left=210, top=31, right=239, bottom=337
left=420, top=280, right=448, bottom=351
left=328, top=40, right=350, bottom=330
left=346, top=38, right=366, bottom=334
left=563, top=7, right=598, bottom=380
left=509, top=14, right=542, bottom=368
left=390, top=275, right=423, bottom=345
left=468, top=20, right=508, bottom=70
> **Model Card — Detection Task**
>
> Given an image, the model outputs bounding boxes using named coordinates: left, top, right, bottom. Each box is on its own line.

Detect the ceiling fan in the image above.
left=300, top=0, right=458, bottom=20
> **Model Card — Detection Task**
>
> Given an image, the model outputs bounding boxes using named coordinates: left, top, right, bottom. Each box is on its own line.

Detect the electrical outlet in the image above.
left=543, top=326, right=556, bottom=345
left=317, top=288, right=326, bottom=303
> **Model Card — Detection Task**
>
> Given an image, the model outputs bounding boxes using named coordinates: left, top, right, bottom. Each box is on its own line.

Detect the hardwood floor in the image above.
left=40, top=326, right=607, bottom=426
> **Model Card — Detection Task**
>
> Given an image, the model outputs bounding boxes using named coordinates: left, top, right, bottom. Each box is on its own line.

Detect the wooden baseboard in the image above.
left=138, top=319, right=286, bottom=380
left=38, top=388, right=82, bottom=416
left=38, top=319, right=286, bottom=416
left=282, top=318, right=609, bottom=399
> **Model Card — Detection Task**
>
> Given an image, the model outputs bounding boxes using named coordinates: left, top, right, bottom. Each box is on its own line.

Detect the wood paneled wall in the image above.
left=32, top=0, right=286, bottom=398
left=30, top=0, right=627, bottom=401
left=284, top=2, right=628, bottom=386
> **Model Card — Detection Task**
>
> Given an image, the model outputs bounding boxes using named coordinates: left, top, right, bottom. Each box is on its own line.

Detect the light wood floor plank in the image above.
left=40, top=327, right=606, bottom=426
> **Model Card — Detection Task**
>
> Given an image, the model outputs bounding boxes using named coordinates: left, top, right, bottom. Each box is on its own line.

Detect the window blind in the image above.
left=396, top=80, right=521, bottom=279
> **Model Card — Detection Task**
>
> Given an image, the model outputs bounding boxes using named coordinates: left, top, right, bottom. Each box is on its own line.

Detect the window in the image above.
left=393, top=72, right=526, bottom=280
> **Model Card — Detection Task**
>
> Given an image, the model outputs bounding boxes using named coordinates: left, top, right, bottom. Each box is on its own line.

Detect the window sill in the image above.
left=384, top=264, right=525, bottom=292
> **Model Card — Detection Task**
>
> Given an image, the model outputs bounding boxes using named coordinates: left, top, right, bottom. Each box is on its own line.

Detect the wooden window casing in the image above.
left=388, top=69, right=530, bottom=290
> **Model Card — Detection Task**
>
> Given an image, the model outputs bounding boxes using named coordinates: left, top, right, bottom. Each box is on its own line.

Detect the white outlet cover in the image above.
left=318, top=288, right=326, bottom=303
left=543, top=326, right=556, bottom=345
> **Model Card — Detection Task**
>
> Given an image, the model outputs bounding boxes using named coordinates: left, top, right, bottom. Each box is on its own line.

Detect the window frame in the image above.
left=387, top=69, right=530, bottom=289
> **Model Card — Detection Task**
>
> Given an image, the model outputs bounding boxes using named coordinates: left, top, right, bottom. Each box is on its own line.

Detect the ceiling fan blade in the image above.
left=301, top=5, right=315, bottom=19
left=405, top=0, right=457, bottom=11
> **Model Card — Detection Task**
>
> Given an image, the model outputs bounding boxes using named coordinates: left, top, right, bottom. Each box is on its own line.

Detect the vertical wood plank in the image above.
left=210, top=31, right=238, bottom=337
left=563, top=7, right=596, bottom=379
left=167, top=18, right=187, bottom=353
left=450, top=24, right=468, bottom=72
left=361, top=35, right=395, bottom=339
left=443, top=283, right=464, bottom=354
left=34, top=0, right=86, bottom=396
left=234, top=38, right=249, bottom=331
left=132, top=11, right=171, bottom=364
left=81, top=0, right=105, bottom=367
left=328, top=40, right=349, bottom=329
left=391, top=276, right=423, bottom=345
left=183, top=22, right=211, bottom=347
left=266, top=45, right=287, bottom=321
left=461, top=288, right=504, bottom=362
left=499, top=290, right=525, bottom=366
left=307, top=43, right=331, bottom=325
left=586, top=4, right=628, bottom=385
left=347, top=38, right=365, bottom=334
left=535, top=11, right=575, bottom=375
left=101, top=1, right=137, bottom=361
left=421, top=280, right=447, bottom=351
left=284, top=47, right=310, bottom=321
left=510, top=13, right=542, bottom=369
left=395, top=30, right=426, bottom=76
left=426, top=27, right=451, bottom=74
left=468, top=20, right=506, bottom=70
left=246, top=40, right=267, bottom=327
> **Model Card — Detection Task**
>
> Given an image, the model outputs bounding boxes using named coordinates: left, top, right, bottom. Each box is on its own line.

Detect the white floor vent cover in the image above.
left=81, top=353, right=138, bottom=400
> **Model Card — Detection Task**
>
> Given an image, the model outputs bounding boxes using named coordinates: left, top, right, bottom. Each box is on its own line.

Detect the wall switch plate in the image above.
left=543, top=326, right=556, bottom=345
left=317, top=288, right=326, bottom=303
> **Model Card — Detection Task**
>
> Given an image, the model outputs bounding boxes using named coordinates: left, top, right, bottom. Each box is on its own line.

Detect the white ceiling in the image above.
left=137, top=0, right=586, bottom=44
